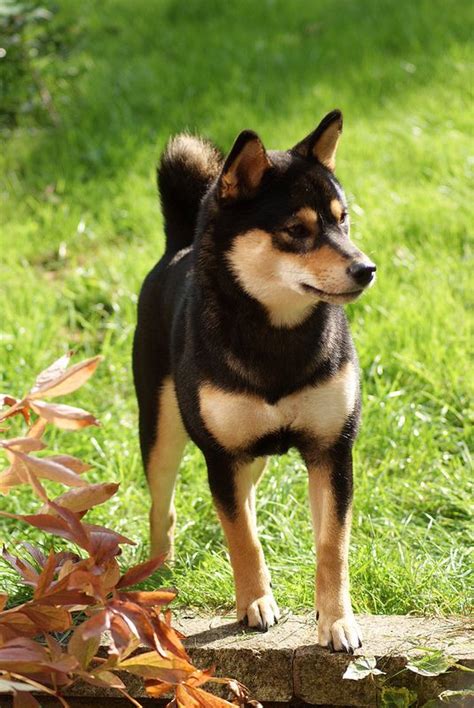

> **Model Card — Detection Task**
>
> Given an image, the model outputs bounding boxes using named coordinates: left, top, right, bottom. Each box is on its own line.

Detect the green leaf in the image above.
left=381, top=686, right=417, bottom=707
left=342, top=656, right=385, bottom=680
left=406, top=649, right=456, bottom=677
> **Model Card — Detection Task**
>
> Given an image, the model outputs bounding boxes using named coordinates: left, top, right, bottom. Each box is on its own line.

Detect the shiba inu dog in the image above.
left=133, top=110, right=376, bottom=653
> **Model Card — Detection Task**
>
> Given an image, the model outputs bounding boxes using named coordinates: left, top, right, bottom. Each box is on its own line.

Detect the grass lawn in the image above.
left=1, top=0, right=472, bottom=617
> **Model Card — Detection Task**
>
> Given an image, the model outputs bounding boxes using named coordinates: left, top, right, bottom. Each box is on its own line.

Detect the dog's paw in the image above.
left=317, top=613, right=362, bottom=653
left=238, top=594, right=280, bottom=632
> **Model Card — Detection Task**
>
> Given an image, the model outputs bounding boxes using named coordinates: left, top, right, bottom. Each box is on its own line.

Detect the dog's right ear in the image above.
left=218, top=130, right=272, bottom=201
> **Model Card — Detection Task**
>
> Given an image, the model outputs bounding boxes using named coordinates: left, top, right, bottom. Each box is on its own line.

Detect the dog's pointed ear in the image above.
left=219, top=130, right=272, bottom=200
left=292, top=110, right=343, bottom=171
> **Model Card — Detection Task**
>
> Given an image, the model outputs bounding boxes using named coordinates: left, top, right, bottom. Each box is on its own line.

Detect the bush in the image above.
left=0, top=354, right=257, bottom=707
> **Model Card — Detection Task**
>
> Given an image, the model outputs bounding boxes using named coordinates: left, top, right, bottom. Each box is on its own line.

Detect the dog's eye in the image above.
left=286, top=223, right=307, bottom=239
left=340, top=211, right=348, bottom=224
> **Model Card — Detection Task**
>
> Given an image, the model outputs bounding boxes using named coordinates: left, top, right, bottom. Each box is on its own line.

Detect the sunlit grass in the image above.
left=0, top=0, right=472, bottom=616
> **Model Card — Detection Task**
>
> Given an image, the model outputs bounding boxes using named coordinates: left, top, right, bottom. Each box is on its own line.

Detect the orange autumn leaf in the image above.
left=116, top=555, right=166, bottom=589
left=40, top=483, right=119, bottom=515
left=10, top=451, right=89, bottom=488
left=29, top=400, right=100, bottom=430
left=29, top=355, right=103, bottom=400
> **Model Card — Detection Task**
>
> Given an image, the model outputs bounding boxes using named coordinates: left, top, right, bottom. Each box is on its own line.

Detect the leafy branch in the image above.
left=0, top=354, right=258, bottom=707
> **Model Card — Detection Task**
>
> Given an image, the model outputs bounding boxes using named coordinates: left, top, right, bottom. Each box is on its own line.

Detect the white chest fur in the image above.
left=199, top=361, right=358, bottom=451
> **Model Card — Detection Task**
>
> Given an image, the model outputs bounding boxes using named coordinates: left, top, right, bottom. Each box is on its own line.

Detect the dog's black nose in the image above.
left=348, top=262, right=377, bottom=287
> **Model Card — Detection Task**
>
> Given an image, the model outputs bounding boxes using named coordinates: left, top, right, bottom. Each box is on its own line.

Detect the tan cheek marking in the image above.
left=227, top=229, right=276, bottom=292
left=227, top=230, right=315, bottom=328
left=330, top=199, right=343, bottom=221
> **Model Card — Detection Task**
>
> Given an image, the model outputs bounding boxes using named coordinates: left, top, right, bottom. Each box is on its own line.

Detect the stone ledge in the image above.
left=43, top=615, right=474, bottom=706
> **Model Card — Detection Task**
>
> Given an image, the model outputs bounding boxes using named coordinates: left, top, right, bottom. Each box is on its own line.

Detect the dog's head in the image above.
left=203, top=110, right=376, bottom=327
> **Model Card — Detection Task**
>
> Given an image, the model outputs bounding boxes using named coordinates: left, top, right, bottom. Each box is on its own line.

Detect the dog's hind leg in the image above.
left=146, top=377, right=188, bottom=560
left=207, top=455, right=279, bottom=631
left=307, top=453, right=362, bottom=653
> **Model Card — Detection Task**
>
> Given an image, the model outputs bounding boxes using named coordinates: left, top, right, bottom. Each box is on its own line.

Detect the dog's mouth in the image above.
left=300, top=283, right=364, bottom=303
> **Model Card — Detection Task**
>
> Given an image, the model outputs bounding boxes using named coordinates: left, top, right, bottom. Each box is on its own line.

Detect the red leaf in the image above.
left=22, top=543, right=46, bottom=568
left=29, top=355, right=102, bottom=399
left=10, top=451, right=89, bottom=488
left=109, top=614, right=137, bottom=654
left=145, top=679, right=175, bottom=698
left=180, top=685, right=234, bottom=707
left=29, top=354, right=71, bottom=395
left=152, top=615, right=189, bottom=660
left=21, top=604, right=71, bottom=632
left=0, top=637, right=49, bottom=672
left=119, top=589, right=177, bottom=607
left=0, top=465, right=23, bottom=492
left=0, top=398, right=29, bottom=424
left=0, top=437, right=45, bottom=453
left=29, top=400, right=100, bottom=430
left=47, top=502, right=91, bottom=551
left=36, top=589, right=94, bottom=608
left=46, top=454, right=91, bottom=473
left=0, top=394, right=18, bottom=408
left=67, top=621, right=101, bottom=670
left=27, top=418, right=47, bottom=440
left=33, top=550, right=57, bottom=598
left=0, top=511, right=90, bottom=551
left=116, top=555, right=166, bottom=589
left=118, top=650, right=196, bottom=683
left=108, top=600, right=160, bottom=652
left=23, top=467, right=49, bottom=502
left=84, top=524, right=134, bottom=545
left=80, top=609, right=111, bottom=641
left=101, top=558, right=121, bottom=591
left=13, top=692, right=41, bottom=708
left=83, top=523, right=134, bottom=564
left=1, top=547, right=39, bottom=586
left=41, top=483, right=119, bottom=515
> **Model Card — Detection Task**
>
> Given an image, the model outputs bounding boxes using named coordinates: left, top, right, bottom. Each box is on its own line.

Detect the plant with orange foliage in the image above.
left=0, top=354, right=258, bottom=707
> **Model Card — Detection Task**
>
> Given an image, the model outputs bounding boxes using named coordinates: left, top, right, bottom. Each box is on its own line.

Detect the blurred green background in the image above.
left=0, top=0, right=472, bottom=615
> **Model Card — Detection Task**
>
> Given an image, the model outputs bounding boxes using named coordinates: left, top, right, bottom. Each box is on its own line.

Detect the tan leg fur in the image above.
left=308, top=461, right=362, bottom=652
left=147, top=377, right=188, bottom=560
left=215, top=457, right=279, bottom=630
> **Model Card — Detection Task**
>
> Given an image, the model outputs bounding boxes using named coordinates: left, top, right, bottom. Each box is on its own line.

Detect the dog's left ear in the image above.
left=292, top=109, right=343, bottom=172
left=219, top=130, right=272, bottom=201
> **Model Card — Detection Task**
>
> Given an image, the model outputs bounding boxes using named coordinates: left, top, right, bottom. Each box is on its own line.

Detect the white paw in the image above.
left=317, top=612, right=362, bottom=653
left=238, top=594, right=280, bottom=632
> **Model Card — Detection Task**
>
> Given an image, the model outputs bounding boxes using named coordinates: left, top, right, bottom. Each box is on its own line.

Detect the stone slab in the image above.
left=66, top=613, right=473, bottom=706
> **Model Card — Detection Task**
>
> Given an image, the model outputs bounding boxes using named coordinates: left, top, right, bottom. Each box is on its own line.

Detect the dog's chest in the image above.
left=199, top=361, right=357, bottom=452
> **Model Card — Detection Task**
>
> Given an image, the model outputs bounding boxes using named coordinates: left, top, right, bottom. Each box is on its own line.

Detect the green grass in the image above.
left=0, top=0, right=472, bottom=617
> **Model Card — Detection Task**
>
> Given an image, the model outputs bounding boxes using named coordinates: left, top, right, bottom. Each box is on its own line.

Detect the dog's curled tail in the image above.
left=158, top=134, right=223, bottom=254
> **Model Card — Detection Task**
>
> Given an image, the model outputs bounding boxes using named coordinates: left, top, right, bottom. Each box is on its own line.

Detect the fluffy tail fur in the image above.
left=157, top=134, right=222, bottom=254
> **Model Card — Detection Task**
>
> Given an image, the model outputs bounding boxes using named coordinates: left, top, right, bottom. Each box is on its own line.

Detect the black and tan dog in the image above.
left=133, top=110, right=376, bottom=653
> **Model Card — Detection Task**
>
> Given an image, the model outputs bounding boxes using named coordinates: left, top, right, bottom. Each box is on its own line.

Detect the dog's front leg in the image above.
left=207, top=455, right=279, bottom=631
left=308, top=454, right=362, bottom=653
